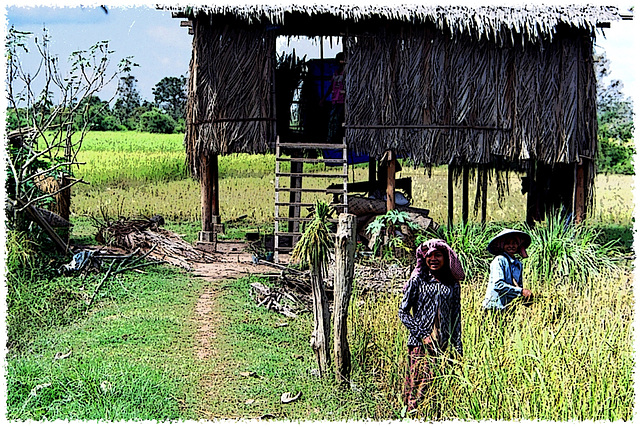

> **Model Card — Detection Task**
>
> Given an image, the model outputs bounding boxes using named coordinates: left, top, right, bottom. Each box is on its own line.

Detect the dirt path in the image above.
left=189, top=241, right=289, bottom=418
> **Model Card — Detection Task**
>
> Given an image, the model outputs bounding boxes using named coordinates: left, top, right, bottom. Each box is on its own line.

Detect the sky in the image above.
left=2, top=1, right=637, bottom=104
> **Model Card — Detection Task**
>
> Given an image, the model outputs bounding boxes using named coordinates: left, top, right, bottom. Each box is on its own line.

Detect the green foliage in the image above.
left=152, top=75, right=187, bottom=122
left=596, top=138, right=635, bottom=175
left=424, top=222, right=502, bottom=279
left=290, top=200, right=333, bottom=270
left=366, top=210, right=420, bottom=260
left=4, top=231, right=82, bottom=350
left=524, top=211, right=622, bottom=286
left=137, top=108, right=177, bottom=133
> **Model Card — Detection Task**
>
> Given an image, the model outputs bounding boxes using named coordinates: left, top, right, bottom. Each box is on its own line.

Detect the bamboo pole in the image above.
left=481, top=166, right=488, bottom=223
left=333, top=213, right=356, bottom=386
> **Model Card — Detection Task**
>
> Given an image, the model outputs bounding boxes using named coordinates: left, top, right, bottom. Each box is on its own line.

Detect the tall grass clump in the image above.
left=5, top=231, right=87, bottom=351
left=525, top=211, right=622, bottom=287
left=424, top=222, right=503, bottom=279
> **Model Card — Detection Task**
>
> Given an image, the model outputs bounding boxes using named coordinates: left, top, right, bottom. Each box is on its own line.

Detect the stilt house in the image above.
left=163, top=3, right=629, bottom=254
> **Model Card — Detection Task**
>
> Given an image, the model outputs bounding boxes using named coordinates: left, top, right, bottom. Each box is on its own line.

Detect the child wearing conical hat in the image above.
left=482, top=229, right=533, bottom=310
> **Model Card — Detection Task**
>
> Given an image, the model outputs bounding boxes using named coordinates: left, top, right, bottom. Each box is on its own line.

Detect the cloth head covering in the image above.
left=487, top=228, right=531, bottom=258
left=410, top=239, right=465, bottom=283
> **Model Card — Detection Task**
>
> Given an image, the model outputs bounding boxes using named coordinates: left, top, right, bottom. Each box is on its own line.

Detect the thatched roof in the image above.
left=163, top=3, right=623, bottom=43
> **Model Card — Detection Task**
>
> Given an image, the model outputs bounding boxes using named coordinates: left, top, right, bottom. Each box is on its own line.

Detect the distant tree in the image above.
left=138, top=108, right=177, bottom=134
left=113, top=73, right=143, bottom=130
left=594, top=52, right=634, bottom=141
left=73, top=95, right=117, bottom=131
left=594, top=52, right=635, bottom=175
left=152, top=75, right=187, bottom=122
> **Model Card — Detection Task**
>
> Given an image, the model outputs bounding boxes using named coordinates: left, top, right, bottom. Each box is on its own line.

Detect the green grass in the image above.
left=196, top=276, right=390, bottom=420
left=5, top=265, right=207, bottom=421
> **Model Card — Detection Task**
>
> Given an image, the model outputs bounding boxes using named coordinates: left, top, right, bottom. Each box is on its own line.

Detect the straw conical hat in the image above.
left=487, top=228, right=531, bottom=256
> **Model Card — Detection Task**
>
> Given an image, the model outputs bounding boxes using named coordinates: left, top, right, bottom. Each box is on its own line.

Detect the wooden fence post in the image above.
left=334, top=213, right=356, bottom=386
left=310, top=258, right=331, bottom=377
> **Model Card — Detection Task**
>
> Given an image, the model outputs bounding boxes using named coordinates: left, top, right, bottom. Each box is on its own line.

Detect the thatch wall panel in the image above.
left=185, top=22, right=275, bottom=177
left=345, top=25, right=597, bottom=166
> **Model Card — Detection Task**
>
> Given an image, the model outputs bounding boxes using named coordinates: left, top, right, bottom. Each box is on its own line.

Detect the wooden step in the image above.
left=276, top=172, right=348, bottom=179
left=278, top=142, right=346, bottom=149
left=275, top=188, right=346, bottom=193
left=276, top=157, right=347, bottom=164
left=276, top=202, right=347, bottom=208
left=275, top=217, right=339, bottom=223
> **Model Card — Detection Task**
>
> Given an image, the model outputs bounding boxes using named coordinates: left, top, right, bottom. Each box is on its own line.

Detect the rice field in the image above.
left=71, top=131, right=634, bottom=229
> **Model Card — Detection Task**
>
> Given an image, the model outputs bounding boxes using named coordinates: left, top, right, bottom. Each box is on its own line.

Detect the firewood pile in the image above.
left=95, top=216, right=216, bottom=270
left=250, top=281, right=303, bottom=318
left=251, top=259, right=411, bottom=317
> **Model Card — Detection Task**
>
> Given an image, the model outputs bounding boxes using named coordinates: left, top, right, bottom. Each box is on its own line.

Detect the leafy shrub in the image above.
left=596, top=138, right=635, bottom=175
left=366, top=210, right=420, bottom=260
left=138, top=109, right=176, bottom=134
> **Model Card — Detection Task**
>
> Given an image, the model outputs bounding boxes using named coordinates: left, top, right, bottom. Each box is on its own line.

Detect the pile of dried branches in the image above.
left=251, top=258, right=410, bottom=317
left=94, top=216, right=216, bottom=270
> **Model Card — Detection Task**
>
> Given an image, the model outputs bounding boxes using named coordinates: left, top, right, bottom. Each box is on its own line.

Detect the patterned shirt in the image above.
left=482, top=253, right=523, bottom=310
left=399, top=272, right=463, bottom=356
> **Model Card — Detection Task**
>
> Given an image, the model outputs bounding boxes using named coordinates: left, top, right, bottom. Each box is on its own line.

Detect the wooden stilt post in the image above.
left=462, top=165, right=469, bottom=225
left=385, top=150, right=396, bottom=212
left=526, top=160, right=536, bottom=226
left=200, top=153, right=213, bottom=236
left=574, top=158, right=587, bottom=224
left=211, top=153, right=221, bottom=227
left=334, top=213, right=356, bottom=386
left=481, top=166, right=488, bottom=224
left=197, top=153, right=220, bottom=252
left=368, top=157, right=377, bottom=191
left=448, top=164, right=454, bottom=227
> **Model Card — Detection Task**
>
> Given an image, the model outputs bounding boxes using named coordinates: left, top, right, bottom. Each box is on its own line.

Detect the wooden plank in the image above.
left=276, top=202, right=347, bottom=208
left=275, top=232, right=337, bottom=238
left=275, top=188, right=346, bottom=194
left=276, top=172, right=348, bottom=178
left=278, top=142, right=346, bottom=149
left=276, top=217, right=339, bottom=223
left=276, top=157, right=346, bottom=164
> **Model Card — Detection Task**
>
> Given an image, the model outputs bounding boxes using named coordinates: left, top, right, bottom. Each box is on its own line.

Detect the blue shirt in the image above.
left=482, top=253, right=523, bottom=310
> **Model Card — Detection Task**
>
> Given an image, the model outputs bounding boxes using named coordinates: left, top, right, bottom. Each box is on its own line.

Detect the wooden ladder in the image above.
left=274, top=138, right=349, bottom=263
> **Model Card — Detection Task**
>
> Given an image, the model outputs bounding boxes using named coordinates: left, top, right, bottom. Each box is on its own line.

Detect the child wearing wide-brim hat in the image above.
left=482, top=229, right=533, bottom=310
